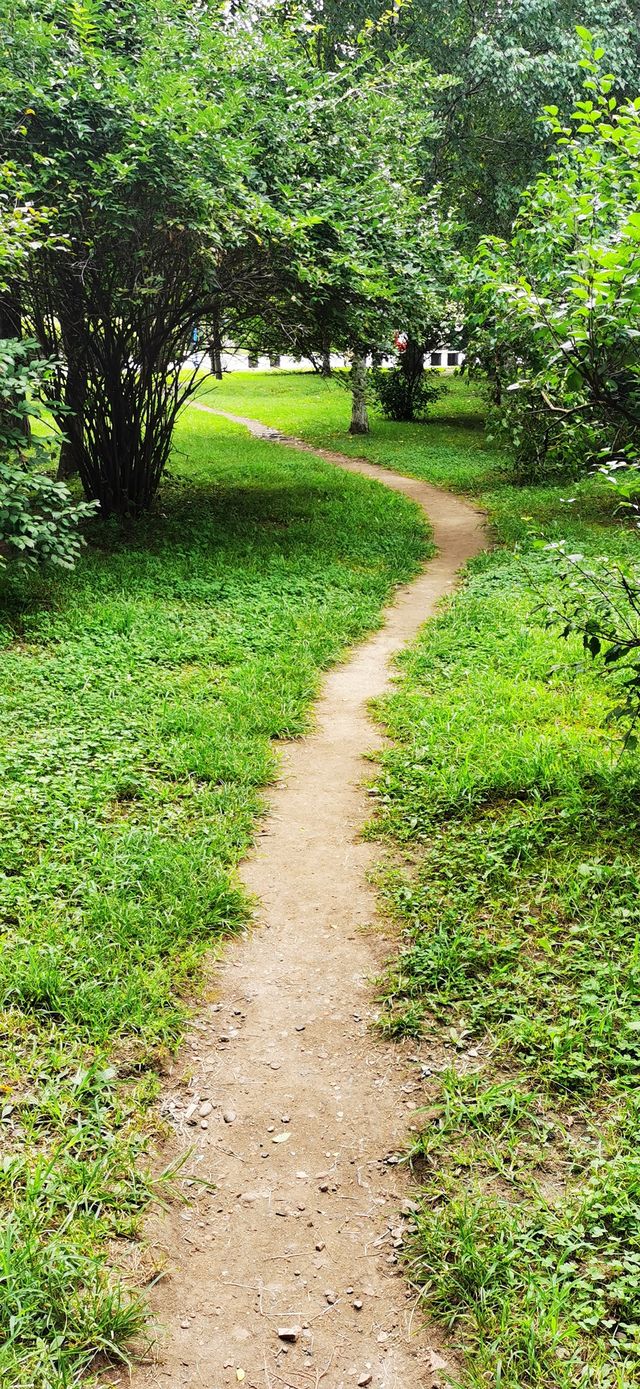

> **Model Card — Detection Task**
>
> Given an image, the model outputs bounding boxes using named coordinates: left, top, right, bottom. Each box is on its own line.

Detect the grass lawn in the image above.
left=202, top=372, right=640, bottom=1388
left=0, top=406, right=429, bottom=1388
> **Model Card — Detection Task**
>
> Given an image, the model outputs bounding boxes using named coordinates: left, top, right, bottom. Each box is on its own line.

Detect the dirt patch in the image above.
left=112, top=410, right=487, bottom=1389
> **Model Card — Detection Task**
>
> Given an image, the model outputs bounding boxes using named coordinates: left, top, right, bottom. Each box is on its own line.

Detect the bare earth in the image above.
left=115, top=411, right=487, bottom=1389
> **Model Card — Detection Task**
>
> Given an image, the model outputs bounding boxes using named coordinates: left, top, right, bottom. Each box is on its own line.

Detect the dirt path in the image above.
left=118, top=411, right=487, bottom=1389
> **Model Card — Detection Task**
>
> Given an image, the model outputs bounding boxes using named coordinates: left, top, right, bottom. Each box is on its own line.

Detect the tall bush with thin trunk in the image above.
left=1, top=1, right=252, bottom=516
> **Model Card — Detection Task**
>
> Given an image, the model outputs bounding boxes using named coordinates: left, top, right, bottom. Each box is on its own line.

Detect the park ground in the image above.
left=1, top=372, right=639, bottom=1387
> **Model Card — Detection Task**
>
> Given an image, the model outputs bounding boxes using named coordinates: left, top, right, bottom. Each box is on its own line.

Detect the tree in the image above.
left=411, top=0, right=640, bottom=238
left=0, top=0, right=257, bottom=516
left=465, top=42, right=640, bottom=482
left=217, top=19, right=450, bottom=433
left=271, top=0, right=640, bottom=238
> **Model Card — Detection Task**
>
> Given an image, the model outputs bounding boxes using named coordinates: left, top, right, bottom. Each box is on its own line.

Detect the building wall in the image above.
left=188, top=349, right=464, bottom=372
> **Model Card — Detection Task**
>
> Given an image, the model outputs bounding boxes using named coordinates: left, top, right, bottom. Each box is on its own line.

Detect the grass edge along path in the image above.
left=0, top=405, right=430, bottom=1389
left=198, top=374, right=640, bottom=1389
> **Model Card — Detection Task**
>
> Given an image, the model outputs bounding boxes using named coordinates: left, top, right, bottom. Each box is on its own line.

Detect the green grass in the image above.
left=0, top=406, right=429, bottom=1388
left=204, top=372, right=640, bottom=1387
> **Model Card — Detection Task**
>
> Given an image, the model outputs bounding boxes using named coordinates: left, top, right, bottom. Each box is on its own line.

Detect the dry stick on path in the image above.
left=119, top=407, right=487, bottom=1389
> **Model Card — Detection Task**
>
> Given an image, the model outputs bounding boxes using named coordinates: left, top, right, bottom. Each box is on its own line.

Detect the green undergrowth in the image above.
left=206, top=374, right=640, bottom=1386
left=0, top=406, right=428, bottom=1388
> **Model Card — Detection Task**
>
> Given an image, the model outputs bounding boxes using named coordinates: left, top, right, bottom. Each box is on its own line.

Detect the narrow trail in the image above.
left=120, top=410, right=487, bottom=1389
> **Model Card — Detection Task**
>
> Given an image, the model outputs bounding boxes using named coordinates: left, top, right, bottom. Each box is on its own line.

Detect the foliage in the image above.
left=269, top=0, right=640, bottom=236
left=0, top=168, right=93, bottom=569
left=0, top=164, right=49, bottom=293
left=0, top=400, right=427, bottom=1385
left=371, top=361, right=445, bottom=422
left=542, top=540, right=640, bottom=749
left=220, top=38, right=448, bottom=364
left=0, top=0, right=258, bottom=515
left=466, top=46, right=640, bottom=483
left=0, top=340, right=95, bottom=570
left=419, top=0, right=640, bottom=237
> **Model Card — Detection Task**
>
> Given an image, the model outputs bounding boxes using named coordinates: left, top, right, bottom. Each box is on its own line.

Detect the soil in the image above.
left=113, top=411, right=487, bottom=1389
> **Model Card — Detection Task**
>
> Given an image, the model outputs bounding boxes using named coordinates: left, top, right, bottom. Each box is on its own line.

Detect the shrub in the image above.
left=0, top=339, right=95, bottom=570
left=543, top=540, right=640, bottom=748
left=371, top=363, right=446, bottom=422
left=466, top=37, right=640, bottom=483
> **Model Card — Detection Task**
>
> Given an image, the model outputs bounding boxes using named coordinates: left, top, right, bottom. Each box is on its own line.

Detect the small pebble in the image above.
left=223, top=1110, right=236, bottom=1124
left=277, top=1326, right=300, bottom=1343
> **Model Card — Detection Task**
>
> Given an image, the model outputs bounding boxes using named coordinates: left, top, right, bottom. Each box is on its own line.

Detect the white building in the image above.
left=190, top=347, right=463, bottom=372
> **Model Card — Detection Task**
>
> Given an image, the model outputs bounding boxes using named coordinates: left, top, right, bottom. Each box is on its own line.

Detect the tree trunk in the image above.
left=57, top=352, right=87, bottom=480
left=0, top=287, right=21, bottom=340
left=209, top=308, right=223, bottom=380
left=57, top=435, right=79, bottom=480
left=320, top=330, right=332, bottom=377
left=402, top=337, right=425, bottom=388
left=493, top=352, right=503, bottom=406
left=349, top=353, right=370, bottom=435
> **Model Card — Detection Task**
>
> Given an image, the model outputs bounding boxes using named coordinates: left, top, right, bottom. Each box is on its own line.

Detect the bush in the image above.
left=543, top=508, right=640, bottom=749
left=465, top=38, right=640, bottom=483
left=371, top=364, right=446, bottom=422
left=0, top=340, right=95, bottom=570
left=489, top=385, right=602, bottom=484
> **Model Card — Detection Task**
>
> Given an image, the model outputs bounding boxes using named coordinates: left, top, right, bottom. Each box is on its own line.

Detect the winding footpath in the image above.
left=118, top=412, right=487, bottom=1389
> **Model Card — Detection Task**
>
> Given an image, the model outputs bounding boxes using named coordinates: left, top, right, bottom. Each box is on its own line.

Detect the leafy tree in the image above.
left=0, top=0, right=256, bottom=516
left=413, top=0, right=640, bottom=237
left=273, top=0, right=640, bottom=237
left=217, top=22, right=450, bottom=432
left=465, top=42, right=640, bottom=482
